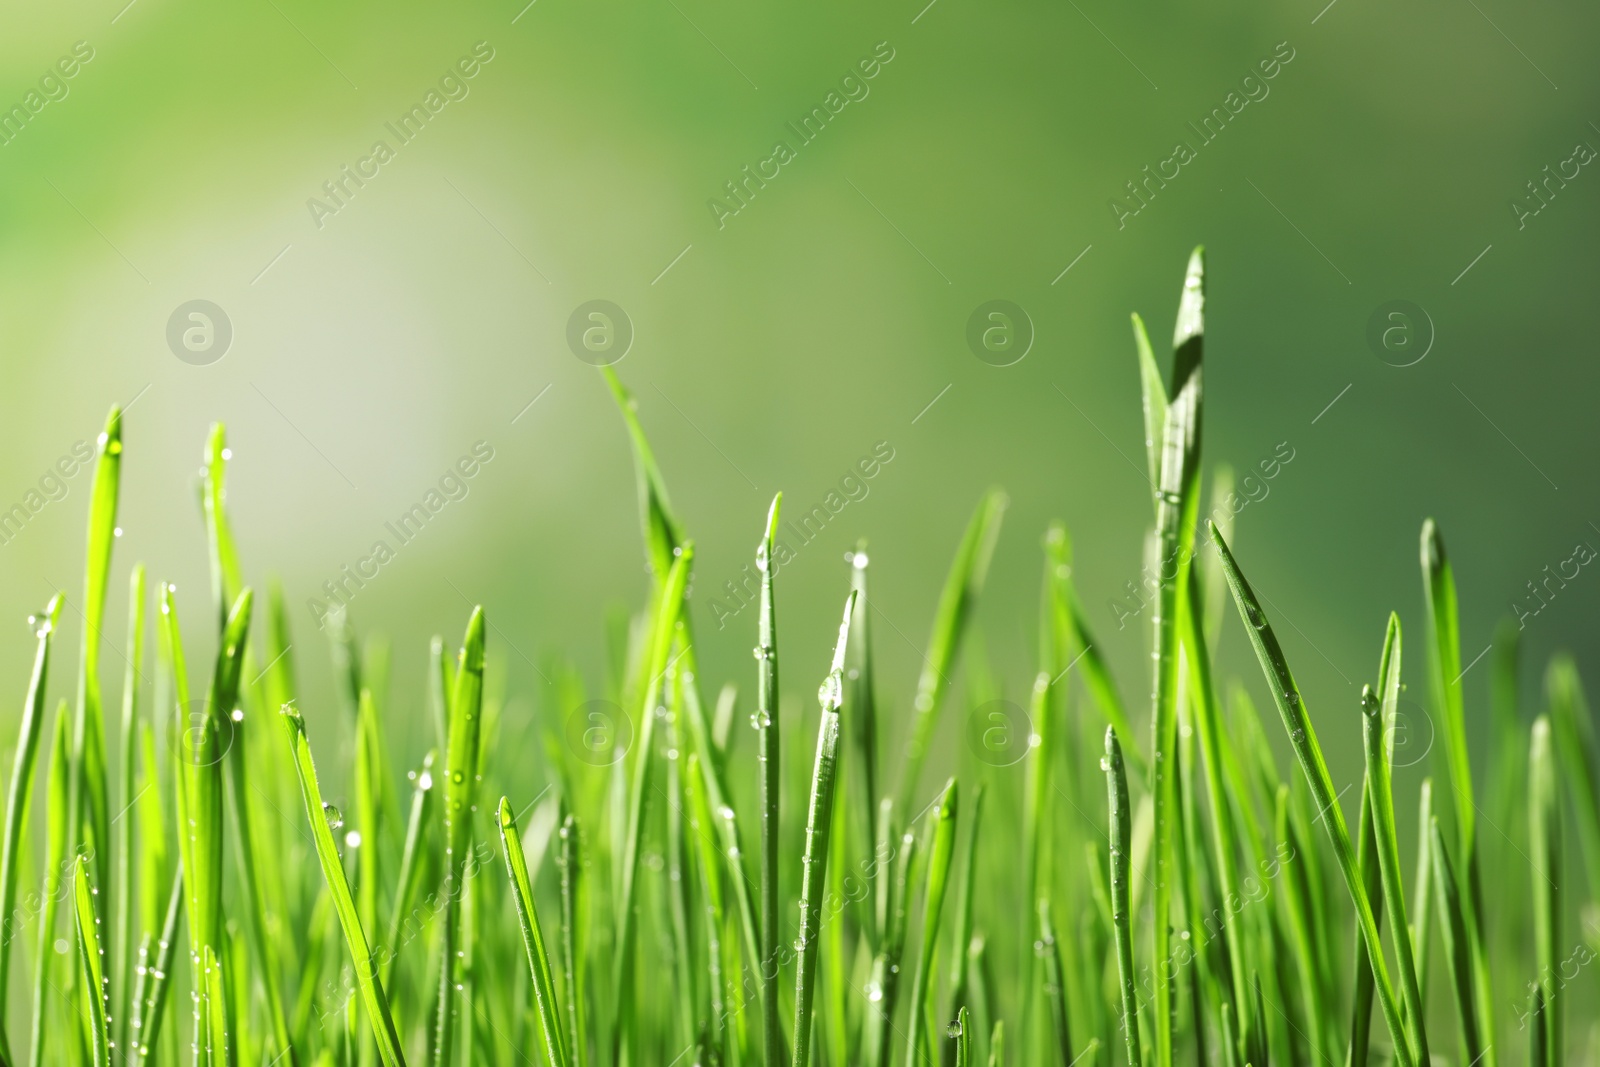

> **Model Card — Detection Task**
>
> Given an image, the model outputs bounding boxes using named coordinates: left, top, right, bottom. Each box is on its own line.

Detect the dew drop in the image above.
left=946, top=1020, right=963, bottom=1039
left=344, top=830, right=362, bottom=849
left=321, top=803, right=343, bottom=831
left=418, top=771, right=434, bottom=791
left=230, top=708, right=244, bottom=722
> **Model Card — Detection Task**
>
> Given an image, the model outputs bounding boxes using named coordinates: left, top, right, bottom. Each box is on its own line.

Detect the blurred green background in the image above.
left=0, top=0, right=1596, bottom=797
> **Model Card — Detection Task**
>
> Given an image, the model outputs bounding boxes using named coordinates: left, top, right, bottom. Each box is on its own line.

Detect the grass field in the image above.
left=2, top=250, right=1596, bottom=1066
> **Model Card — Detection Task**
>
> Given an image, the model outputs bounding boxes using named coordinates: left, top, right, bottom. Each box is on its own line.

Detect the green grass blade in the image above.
left=611, top=549, right=690, bottom=1060
left=1360, top=616, right=1428, bottom=1066
left=1148, top=247, right=1205, bottom=1067
left=111, top=567, right=143, bottom=1062
left=383, top=749, right=437, bottom=986
left=0, top=593, right=62, bottom=1059
left=134, top=863, right=184, bottom=1058
left=986, top=1021, right=1003, bottom=1067
left=1344, top=766, right=1382, bottom=1067
left=74, top=855, right=110, bottom=1067
left=1102, top=727, right=1141, bottom=1067
left=946, top=782, right=983, bottom=1024
left=865, top=819, right=919, bottom=1067
left=846, top=543, right=880, bottom=947
left=897, top=489, right=1006, bottom=814
left=1037, top=900, right=1072, bottom=1066
left=435, top=606, right=486, bottom=1067
left=1529, top=715, right=1559, bottom=1063
left=71, top=406, right=123, bottom=907
left=1131, top=311, right=1168, bottom=495
left=755, top=495, right=785, bottom=1067
left=600, top=366, right=686, bottom=581
left=1529, top=987, right=1548, bottom=1067
left=1429, top=818, right=1483, bottom=1064
left=1545, top=657, right=1600, bottom=912
left=498, top=798, right=570, bottom=1067
left=1208, top=521, right=1413, bottom=1067
left=557, top=809, right=586, bottom=1067
left=791, top=592, right=856, bottom=1067
left=29, top=702, right=71, bottom=1067
left=279, top=702, right=407, bottom=1066
left=1410, top=778, right=1435, bottom=1007
left=952, top=1006, right=970, bottom=1067
left=904, top=778, right=958, bottom=1067
left=1274, top=785, right=1327, bottom=1064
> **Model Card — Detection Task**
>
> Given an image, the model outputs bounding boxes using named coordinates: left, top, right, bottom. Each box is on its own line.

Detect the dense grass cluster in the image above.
left=2, top=251, right=1596, bottom=1066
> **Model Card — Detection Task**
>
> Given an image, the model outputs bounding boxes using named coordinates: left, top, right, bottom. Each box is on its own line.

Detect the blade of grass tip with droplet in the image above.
left=1018, top=668, right=1050, bottom=1060
left=847, top=543, right=881, bottom=947
left=752, top=494, right=786, bottom=1067
left=904, top=778, right=957, bottom=1067
left=434, top=606, right=485, bottom=1067
left=0, top=593, right=62, bottom=1061
left=897, top=490, right=1005, bottom=816
left=611, top=549, right=690, bottom=1063
left=1037, top=899, right=1073, bottom=1066
left=497, top=797, right=570, bottom=1067
left=111, top=566, right=143, bottom=1063
left=279, top=701, right=407, bottom=1065
left=69, top=406, right=122, bottom=923
left=1148, top=247, right=1204, bottom=1067
left=1178, top=567, right=1250, bottom=1050
left=1529, top=715, right=1559, bottom=1064
left=1546, top=657, right=1600, bottom=918
left=28, top=702, right=70, bottom=1067
left=946, top=782, right=983, bottom=1030
left=383, top=749, right=437, bottom=987
left=952, top=1005, right=970, bottom=1067
left=790, top=591, right=855, bottom=1067
left=74, top=854, right=110, bottom=1067
left=1102, top=727, right=1141, bottom=1067
left=1420, top=520, right=1494, bottom=1064
left=1360, top=615, right=1429, bottom=1066
left=1208, top=522, right=1414, bottom=1067
left=1428, top=817, right=1482, bottom=1065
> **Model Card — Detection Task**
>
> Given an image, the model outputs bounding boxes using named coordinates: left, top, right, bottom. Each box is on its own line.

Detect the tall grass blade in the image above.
left=498, top=798, right=570, bottom=1067
left=1529, top=715, right=1559, bottom=1063
left=1545, top=657, right=1600, bottom=915
left=0, top=594, right=62, bottom=1062
left=111, top=566, right=143, bottom=1062
left=383, top=750, right=437, bottom=986
left=557, top=810, right=585, bottom=1067
left=897, top=490, right=1006, bottom=814
left=133, top=864, right=184, bottom=1058
left=279, top=702, right=407, bottom=1065
left=1037, top=900, right=1072, bottom=1066
left=1410, top=777, right=1434, bottom=1009
left=755, top=495, right=785, bottom=1067
left=791, top=592, right=856, bottom=1067
left=74, top=855, right=110, bottom=1067
left=1428, top=818, right=1483, bottom=1065
left=904, top=778, right=957, bottom=1067
left=29, top=703, right=71, bottom=1067
left=1208, top=522, right=1414, bottom=1067
left=435, top=606, right=486, bottom=1067
left=1360, top=616, right=1427, bottom=1065
left=952, top=1006, right=970, bottom=1067
left=1102, top=727, right=1141, bottom=1067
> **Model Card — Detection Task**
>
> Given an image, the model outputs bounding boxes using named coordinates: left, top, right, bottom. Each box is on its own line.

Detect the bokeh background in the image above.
left=0, top=0, right=1596, bottom=808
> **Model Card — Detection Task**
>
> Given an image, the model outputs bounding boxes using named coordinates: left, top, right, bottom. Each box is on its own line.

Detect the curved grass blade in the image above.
left=498, top=798, right=570, bottom=1067
left=952, top=1006, right=970, bottom=1067
left=1131, top=311, right=1168, bottom=496
left=904, top=778, right=958, bottom=1067
left=1360, top=615, right=1428, bottom=1066
left=897, top=489, right=1006, bottom=814
left=74, top=855, right=110, bottom=1067
left=791, top=592, right=856, bottom=1067
left=133, top=864, right=184, bottom=1058
left=1429, top=817, right=1482, bottom=1064
left=755, top=495, right=785, bottom=1067
left=0, top=594, right=62, bottom=1060
left=865, top=818, right=919, bottom=1067
left=28, top=702, right=71, bottom=1067
left=1208, top=521, right=1413, bottom=1067
left=435, top=606, right=485, bottom=1067
left=1274, top=785, right=1327, bottom=1064
left=1102, top=727, right=1141, bottom=1067
left=382, top=750, right=437, bottom=986
left=946, top=782, right=984, bottom=1028
left=600, top=366, right=686, bottom=581
left=279, top=702, right=407, bottom=1066
left=1529, top=714, right=1559, bottom=1063
left=1410, top=777, right=1434, bottom=1007
left=1147, top=247, right=1204, bottom=1067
